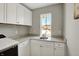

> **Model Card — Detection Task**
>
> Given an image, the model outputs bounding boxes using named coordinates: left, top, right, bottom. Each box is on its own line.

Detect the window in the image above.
left=40, top=13, right=52, bottom=40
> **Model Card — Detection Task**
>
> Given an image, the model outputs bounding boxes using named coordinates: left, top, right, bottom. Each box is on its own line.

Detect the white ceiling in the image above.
left=24, top=3, right=55, bottom=9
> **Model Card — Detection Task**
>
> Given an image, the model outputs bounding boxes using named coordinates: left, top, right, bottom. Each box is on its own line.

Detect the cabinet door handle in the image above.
left=54, top=47, right=56, bottom=50
left=40, top=46, right=43, bottom=47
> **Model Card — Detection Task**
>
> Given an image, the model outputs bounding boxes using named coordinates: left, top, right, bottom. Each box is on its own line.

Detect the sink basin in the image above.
left=40, top=37, right=48, bottom=39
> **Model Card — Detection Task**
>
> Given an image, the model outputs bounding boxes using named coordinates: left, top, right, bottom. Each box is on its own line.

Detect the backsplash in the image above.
left=31, top=4, right=64, bottom=36
left=0, top=24, right=30, bottom=38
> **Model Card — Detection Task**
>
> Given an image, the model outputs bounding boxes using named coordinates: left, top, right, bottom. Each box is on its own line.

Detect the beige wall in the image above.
left=0, top=24, right=29, bottom=38
left=31, top=4, right=64, bottom=37
left=64, top=3, right=79, bottom=56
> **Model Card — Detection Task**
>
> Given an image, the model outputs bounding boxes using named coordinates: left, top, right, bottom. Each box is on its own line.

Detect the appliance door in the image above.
left=0, top=45, right=18, bottom=56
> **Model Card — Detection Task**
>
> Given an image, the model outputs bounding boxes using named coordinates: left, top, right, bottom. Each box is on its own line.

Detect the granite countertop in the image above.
left=0, top=38, right=18, bottom=52
left=12, top=37, right=30, bottom=43
left=30, top=37, right=65, bottom=43
left=0, top=36, right=65, bottom=52
left=12, top=36, right=65, bottom=43
left=12, top=36, right=40, bottom=43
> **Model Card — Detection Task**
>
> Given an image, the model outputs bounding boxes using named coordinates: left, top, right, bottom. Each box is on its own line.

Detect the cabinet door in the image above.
left=18, top=40, right=30, bottom=56
left=54, top=43, right=65, bottom=56
left=27, top=11, right=32, bottom=26
left=24, top=8, right=32, bottom=26
left=0, top=4, right=5, bottom=23
left=6, top=3, right=17, bottom=24
left=16, top=4, right=24, bottom=24
left=40, top=41, right=54, bottom=56
left=31, top=40, right=40, bottom=56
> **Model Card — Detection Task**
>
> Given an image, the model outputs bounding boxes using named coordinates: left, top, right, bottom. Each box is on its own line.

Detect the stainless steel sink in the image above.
left=40, top=37, right=48, bottom=40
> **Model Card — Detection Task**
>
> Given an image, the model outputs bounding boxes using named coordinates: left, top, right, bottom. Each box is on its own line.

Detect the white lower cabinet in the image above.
left=30, top=40, right=40, bottom=56
left=18, top=40, right=30, bottom=56
left=30, top=40, right=54, bottom=56
left=54, top=42, right=65, bottom=56
left=40, top=42, right=54, bottom=56
left=30, top=40, right=65, bottom=56
left=18, top=39, right=65, bottom=56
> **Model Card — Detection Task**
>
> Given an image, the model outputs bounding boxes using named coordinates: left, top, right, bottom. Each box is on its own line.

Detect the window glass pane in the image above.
left=40, top=13, right=52, bottom=40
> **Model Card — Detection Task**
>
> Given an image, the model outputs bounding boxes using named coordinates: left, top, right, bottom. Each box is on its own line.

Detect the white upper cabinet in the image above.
left=16, top=4, right=32, bottom=26
left=24, top=7, right=32, bottom=26
left=0, top=4, right=5, bottom=23
left=16, top=4, right=24, bottom=24
left=6, top=3, right=17, bottom=24
left=0, top=3, right=32, bottom=26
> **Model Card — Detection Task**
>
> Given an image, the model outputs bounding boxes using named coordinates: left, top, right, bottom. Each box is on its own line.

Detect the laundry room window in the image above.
left=40, top=13, right=52, bottom=40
